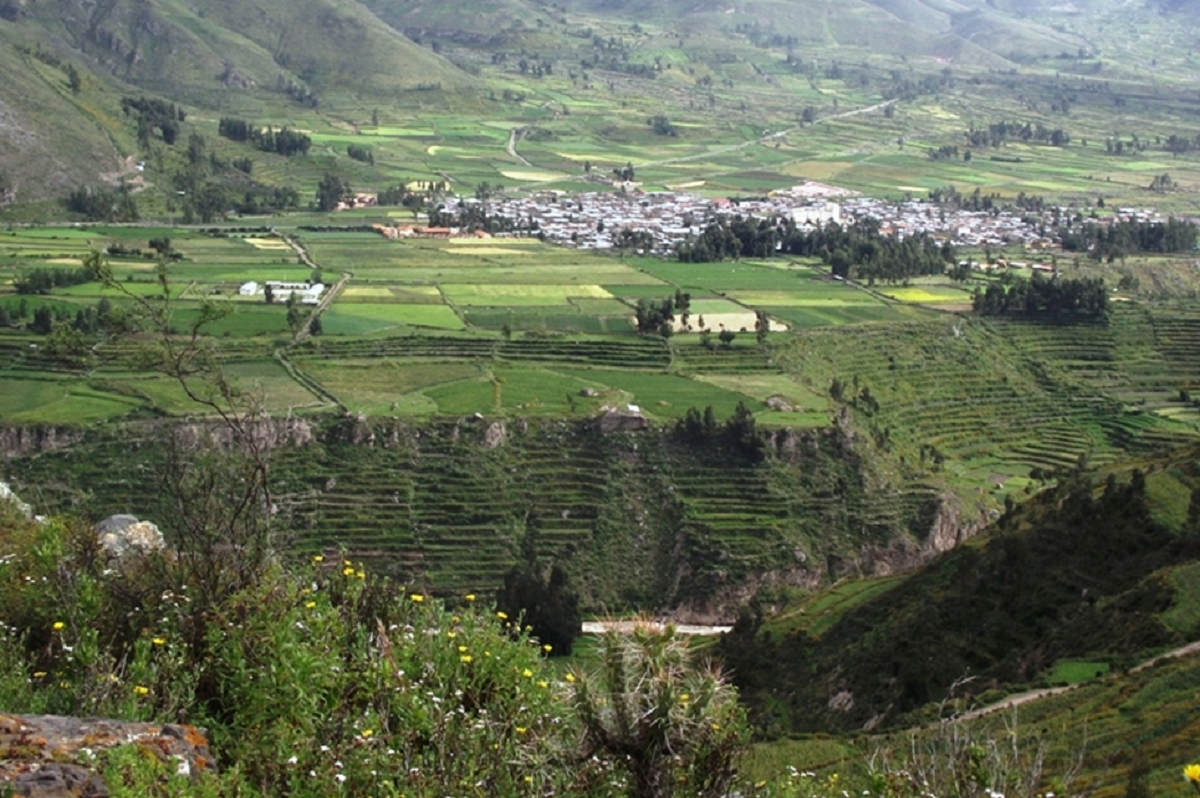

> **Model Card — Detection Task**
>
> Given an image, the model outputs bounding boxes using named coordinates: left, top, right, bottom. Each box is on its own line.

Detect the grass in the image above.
left=1047, top=660, right=1111, bottom=685
left=0, top=376, right=143, bottom=423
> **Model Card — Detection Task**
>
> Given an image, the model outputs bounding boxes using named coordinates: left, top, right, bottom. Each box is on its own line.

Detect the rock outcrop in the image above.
left=597, top=408, right=648, bottom=434
left=0, top=480, right=32, bottom=519
left=0, top=714, right=214, bottom=797
left=94, top=515, right=165, bottom=560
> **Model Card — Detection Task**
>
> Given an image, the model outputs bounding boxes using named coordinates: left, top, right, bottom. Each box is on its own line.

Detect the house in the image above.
left=239, top=281, right=259, bottom=297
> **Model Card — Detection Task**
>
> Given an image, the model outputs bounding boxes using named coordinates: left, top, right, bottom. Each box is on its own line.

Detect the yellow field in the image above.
left=342, top=287, right=396, bottom=298
left=243, top=238, right=290, bottom=250
left=498, top=170, right=569, bottom=182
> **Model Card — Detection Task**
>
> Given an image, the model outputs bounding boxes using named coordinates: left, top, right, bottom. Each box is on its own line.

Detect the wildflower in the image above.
left=516, top=727, right=527, bottom=734
left=524, top=776, right=533, bottom=783
left=356, top=570, right=365, bottom=580
left=447, top=631, right=457, bottom=639
left=711, top=723, right=720, bottom=731
left=152, top=637, right=166, bottom=646
left=410, top=594, right=425, bottom=603
left=465, top=594, right=476, bottom=602
left=680, top=693, right=690, bottom=702
left=361, top=730, right=373, bottom=738
left=52, top=622, right=64, bottom=631
left=1185, top=764, right=1200, bottom=785
left=565, top=673, right=576, bottom=683
left=286, top=755, right=298, bottom=765
left=313, top=555, right=324, bottom=563
left=755, top=781, right=768, bottom=789
left=459, top=645, right=468, bottom=653
left=496, top=611, right=508, bottom=620
left=543, top=644, right=552, bottom=653
left=133, top=685, right=150, bottom=695
left=335, top=774, right=347, bottom=783
left=460, top=655, right=473, bottom=664
left=32, top=672, right=46, bottom=678
left=343, top=567, right=355, bottom=577
left=305, top=601, right=317, bottom=609
left=522, top=668, right=533, bottom=678
left=537, top=680, right=549, bottom=688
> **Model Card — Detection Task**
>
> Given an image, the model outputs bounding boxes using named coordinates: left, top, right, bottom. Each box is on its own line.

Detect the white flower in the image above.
left=335, top=774, right=347, bottom=783
left=287, top=756, right=298, bottom=765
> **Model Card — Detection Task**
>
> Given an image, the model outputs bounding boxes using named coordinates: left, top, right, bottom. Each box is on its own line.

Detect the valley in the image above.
left=1, top=0, right=1200, bottom=795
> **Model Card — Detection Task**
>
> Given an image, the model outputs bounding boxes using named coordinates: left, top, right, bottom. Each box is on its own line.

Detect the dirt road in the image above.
left=945, top=637, right=1200, bottom=725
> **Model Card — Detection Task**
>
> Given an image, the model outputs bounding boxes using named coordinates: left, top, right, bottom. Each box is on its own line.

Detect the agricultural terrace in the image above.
left=2, top=223, right=1200, bottom=506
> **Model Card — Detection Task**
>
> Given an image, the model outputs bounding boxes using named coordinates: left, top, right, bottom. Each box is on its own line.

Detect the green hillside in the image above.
left=718, top=457, right=1200, bottom=735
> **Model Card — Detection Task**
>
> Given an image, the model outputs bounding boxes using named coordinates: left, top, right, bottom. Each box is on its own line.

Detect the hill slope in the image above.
left=719, top=459, right=1200, bottom=735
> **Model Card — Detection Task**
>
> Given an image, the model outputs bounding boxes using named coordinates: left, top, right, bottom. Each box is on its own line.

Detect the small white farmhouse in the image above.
left=239, top=281, right=259, bottom=296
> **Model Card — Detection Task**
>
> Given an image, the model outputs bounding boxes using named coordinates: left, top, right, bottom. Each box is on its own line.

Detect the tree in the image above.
left=316, top=173, right=349, bottom=212
left=496, top=524, right=581, bottom=656
left=569, top=623, right=747, bottom=798
left=65, top=63, right=81, bottom=94
left=718, top=329, right=735, bottom=347
left=263, top=284, right=275, bottom=304
left=31, top=306, right=53, bottom=334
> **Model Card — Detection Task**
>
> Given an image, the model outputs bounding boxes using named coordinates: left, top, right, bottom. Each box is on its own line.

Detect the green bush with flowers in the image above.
left=0, top=508, right=746, bottom=798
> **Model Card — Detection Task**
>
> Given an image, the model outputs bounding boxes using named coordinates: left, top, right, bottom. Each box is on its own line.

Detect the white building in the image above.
left=791, top=201, right=842, bottom=227
left=239, top=281, right=259, bottom=296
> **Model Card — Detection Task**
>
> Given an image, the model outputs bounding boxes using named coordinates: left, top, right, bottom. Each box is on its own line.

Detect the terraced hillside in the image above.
left=775, top=313, right=1200, bottom=494
left=2, top=415, right=937, bottom=614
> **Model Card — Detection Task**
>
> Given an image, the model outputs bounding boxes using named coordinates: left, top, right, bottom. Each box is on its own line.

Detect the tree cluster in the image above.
left=1058, top=217, right=1197, bottom=261
left=217, top=118, right=312, bottom=157
left=675, top=402, right=764, bottom=463
left=635, top=290, right=689, bottom=336
left=12, top=266, right=92, bottom=295
left=973, top=272, right=1108, bottom=317
left=121, top=96, right=185, bottom=146
left=63, top=184, right=139, bottom=222
left=965, top=120, right=1070, bottom=148
left=346, top=144, right=374, bottom=164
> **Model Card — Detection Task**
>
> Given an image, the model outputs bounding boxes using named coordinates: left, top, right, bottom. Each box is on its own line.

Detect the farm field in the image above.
left=3, top=222, right=1200, bottom=522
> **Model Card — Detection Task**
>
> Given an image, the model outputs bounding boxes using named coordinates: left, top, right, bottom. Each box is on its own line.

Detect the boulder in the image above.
left=579, top=387, right=599, bottom=398
left=95, top=515, right=165, bottom=560
left=482, top=421, right=507, bottom=450
left=766, top=396, right=793, bottom=412
left=597, top=408, right=649, bottom=434
left=0, top=714, right=214, bottom=797
left=0, top=481, right=32, bottom=519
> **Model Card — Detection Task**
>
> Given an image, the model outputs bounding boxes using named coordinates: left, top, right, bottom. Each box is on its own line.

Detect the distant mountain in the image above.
left=0, top=0, right=471, bottom=201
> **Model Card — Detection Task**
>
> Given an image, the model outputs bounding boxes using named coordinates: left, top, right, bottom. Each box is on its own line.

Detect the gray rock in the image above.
left=0, top=481, right=32, bottom=519
left=597, top=409, right=649, bottom=434
left=0, top=713, right=214, bottom=797
left=766, top=396, right=793, bottom=412
left=95, top=515, right=165, bottom=560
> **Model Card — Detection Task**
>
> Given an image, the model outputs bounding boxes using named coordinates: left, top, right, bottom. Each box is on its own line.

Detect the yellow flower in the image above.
left=447, top=631, right=457, bottom=639
left=305, top=601, right=317, bottom=609
left=458, top=645, right=468, bottom=653
left=460, top=655, right=473, bottom=664
left=464, top=594, right=476, bottom=603
left=522, top=668, right=533, bottom=678
left=1185, top=764, right=1200, bottom=784
left=410, top=594, right=425, bottom=603
left=52, top=622, right=64, bottom=631
left=680, top=693, right=690, bottom=702
left=542, top=644, right=552, bottom=653
left=343, top=567, right=355, bottom=577
left=133, top=685, right=150, bottom=696
left=344, top=559, right=352, bottom=567
left=361, top=730, right=373, bottom=738
left=32, top=672, right=46, bottom=679
left=313, top=555, right=324, bottom=563
left=537, top=680, right=548, bottom=688
left=711, top=723, right=720, bottom=731
left=356, top=570, right=365, bottom=580
left=523, top=776, right=533, bottom=784
left=152, top=637, right=166, bottom=646
left=496, top=611, right=508, bottom=620
left=565, top=673, right=576, bottom=683
left=516, top=726, right=527, bottom=734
